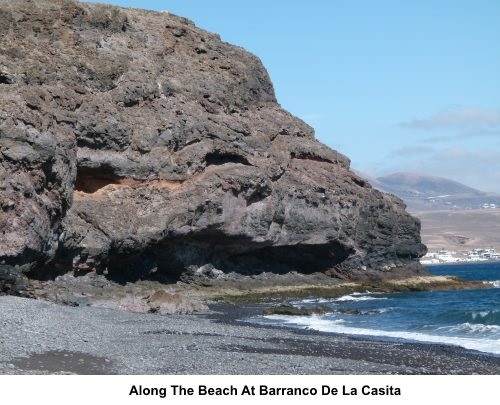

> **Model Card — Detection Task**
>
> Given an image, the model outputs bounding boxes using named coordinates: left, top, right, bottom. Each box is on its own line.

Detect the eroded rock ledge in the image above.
left=0, top=0, right=426, bottom=297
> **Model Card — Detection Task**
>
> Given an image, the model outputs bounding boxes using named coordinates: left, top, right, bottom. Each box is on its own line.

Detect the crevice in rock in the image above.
left=123, top=99, right=140, bottom=107
left=246, top=190, right=270, bottom=206
left=104, top=255, right=182, bottom=285
left=351, top=176, right=369, bottom=188
left=105, top=237, right=355, bottom=284
left=21, top=236, right=356, bottom=290
left=74, top=166, right=185, bottom=194
left=226, top=242, right=354, bottom=275
left=205, top=151, right=251, bottom=166
left=290, top=152, right=332, bottom=164
left=0, top=73, right=15, bottom=84
left=25, top=261, right=71, bottom=282
left=75, top=166, right=122, bottom=193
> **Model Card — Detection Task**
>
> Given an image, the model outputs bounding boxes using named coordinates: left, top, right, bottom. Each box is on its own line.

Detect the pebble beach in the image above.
left=0, top=296, right=498, bottom=375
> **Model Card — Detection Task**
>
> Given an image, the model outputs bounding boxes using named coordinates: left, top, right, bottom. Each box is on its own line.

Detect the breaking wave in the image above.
left=256, top=315, right=500, bottom=355
left=485, top=280, right=500, bottom=288
left=335, top=293, right=388, bottom=302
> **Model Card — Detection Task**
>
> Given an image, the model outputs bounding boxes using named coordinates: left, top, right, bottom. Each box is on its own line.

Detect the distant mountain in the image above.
left=376, top=172, right=481, bottom=198
left=356, top=172, right=500, bottom=212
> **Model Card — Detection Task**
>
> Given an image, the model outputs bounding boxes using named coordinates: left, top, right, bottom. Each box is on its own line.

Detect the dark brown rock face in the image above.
left=0, top=0, right=426, bottom=293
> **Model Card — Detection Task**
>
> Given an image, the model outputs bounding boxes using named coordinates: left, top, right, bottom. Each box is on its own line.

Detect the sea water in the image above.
left=247, top=262, right=500, bottom=355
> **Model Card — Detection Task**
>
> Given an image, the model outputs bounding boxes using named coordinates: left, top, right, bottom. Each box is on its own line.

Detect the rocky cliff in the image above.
left=0, top=0, right=426, bottom=296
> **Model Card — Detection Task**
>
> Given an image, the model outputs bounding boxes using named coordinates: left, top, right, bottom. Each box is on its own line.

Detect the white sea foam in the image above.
left=294, top=292, right=386, bottom=305
left=444, top=322, right=500, bottom=335
left=367, top=307, right=392, bottom=314
left=258, top=315, right=500, bottom=355
left=471, top=310, right=498, bottom=320
left=335, top=294, right=387, bottom=302
left=292, top=298, right=334, bottom=305
left=485, top=280, right=500, bottom=288
left=472, top=311, right=490, bottom=320
left=350, top=291, right=384, bottom=295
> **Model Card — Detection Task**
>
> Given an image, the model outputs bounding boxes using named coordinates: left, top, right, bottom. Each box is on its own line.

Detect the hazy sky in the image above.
left=84, top=1, right=500, bottom=192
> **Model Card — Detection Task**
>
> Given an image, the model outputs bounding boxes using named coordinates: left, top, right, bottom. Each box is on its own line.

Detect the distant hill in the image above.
left=376, top=172, right=480, bottom=198
left=357, top=171, right=500, bottom=212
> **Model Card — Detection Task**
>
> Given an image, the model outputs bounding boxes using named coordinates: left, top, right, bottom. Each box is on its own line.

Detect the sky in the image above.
left=84, top=0, right=500, bottom=192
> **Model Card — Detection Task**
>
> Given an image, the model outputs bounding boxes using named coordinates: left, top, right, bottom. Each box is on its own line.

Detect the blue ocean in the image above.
left=247, top=263, right=500, bottom=355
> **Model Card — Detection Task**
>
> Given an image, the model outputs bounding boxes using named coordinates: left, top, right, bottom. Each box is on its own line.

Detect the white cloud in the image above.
left=421, top=135, right=452, bottom=143
left=456, top=128, right=500, bottom=138
left=401, top=107, right=500, bottom=131
left=421, top=129, right=500, bottom=143
left=388, top=146, right=434, bottom=157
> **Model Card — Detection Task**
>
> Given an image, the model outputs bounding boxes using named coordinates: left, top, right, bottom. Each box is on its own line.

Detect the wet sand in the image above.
left=0, top=296, right=498, bottom=375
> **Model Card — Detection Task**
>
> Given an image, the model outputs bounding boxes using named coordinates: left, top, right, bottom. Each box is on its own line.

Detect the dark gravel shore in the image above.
left=0, top=296, right=498, bottom=375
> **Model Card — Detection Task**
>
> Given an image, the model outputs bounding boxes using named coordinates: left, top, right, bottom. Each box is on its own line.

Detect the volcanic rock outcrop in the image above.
left=0, top=0, right=426, bottom=295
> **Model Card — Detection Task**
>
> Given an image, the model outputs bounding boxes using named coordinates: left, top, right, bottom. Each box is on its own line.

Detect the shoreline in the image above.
left=0, top=296, right=498, bottom=375
left=208, top=301, right=500, bottom=358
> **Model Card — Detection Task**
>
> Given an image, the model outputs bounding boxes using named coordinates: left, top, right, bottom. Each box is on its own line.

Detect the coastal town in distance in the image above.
left=421, top=248, right=500, bottom=265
